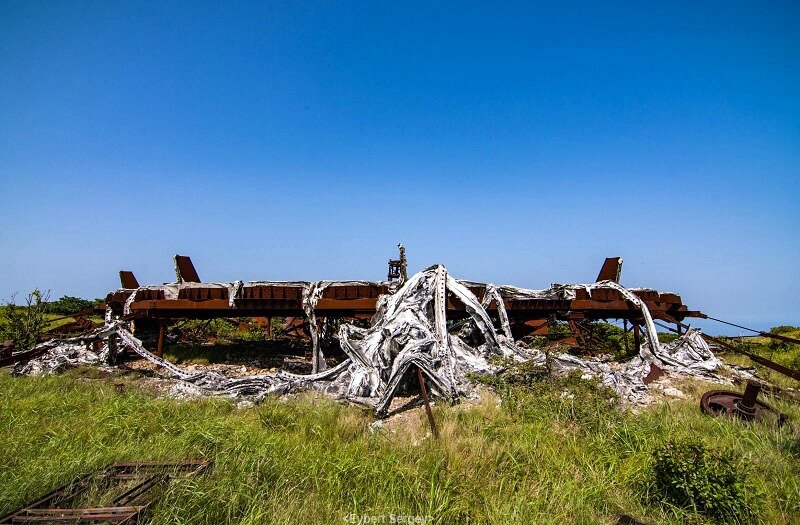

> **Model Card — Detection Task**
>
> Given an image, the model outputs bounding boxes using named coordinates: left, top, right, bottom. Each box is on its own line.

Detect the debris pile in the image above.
left=281, top=265, right=722, bottom=414
left=15, top=265, right=724, bottom=416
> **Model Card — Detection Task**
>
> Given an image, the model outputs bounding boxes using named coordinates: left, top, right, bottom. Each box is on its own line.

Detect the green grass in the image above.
left=1, top=368, right=798, bottom=524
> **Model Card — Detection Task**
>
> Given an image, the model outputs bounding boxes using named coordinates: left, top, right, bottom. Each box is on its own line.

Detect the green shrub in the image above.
left=649, top=440, right=759, bottom=523
left=0, top=290, right=49, bottom=350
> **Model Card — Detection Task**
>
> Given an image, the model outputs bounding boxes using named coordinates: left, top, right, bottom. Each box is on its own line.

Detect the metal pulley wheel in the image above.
left=700, top=379, right=788, bottom=425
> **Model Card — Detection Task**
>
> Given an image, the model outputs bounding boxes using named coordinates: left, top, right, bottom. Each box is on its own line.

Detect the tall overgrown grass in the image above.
left=1, top=368, right=798, bottom=524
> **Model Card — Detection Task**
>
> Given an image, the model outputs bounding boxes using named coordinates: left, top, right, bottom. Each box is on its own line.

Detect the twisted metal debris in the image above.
left=15, top=265, right=722, bottom=416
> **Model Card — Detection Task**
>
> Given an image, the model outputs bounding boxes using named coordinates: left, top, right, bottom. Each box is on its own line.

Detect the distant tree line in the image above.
left=47, top=295, right=103, bottom=315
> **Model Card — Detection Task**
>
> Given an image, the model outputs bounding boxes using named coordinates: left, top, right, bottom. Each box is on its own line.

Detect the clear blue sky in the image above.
left=1, top=1, right=798, bottom=333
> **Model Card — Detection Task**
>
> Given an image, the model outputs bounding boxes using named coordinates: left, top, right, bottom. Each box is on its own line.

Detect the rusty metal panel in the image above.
left=119, top=271, right=140, bottom=289
left=596, top=257, right=622, bottom=282
left=174, top=255, right=201, bottom=283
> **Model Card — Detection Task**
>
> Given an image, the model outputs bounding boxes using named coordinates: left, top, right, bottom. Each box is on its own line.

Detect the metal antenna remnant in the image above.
left=388, top=243, right=408, bottom=284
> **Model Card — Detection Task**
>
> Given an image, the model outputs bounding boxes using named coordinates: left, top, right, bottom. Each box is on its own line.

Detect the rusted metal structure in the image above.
left=387, top=243, right=408, bottom=283
left=0, top=460, right=209, bottom=524
left=12, top=254, right=799, bottom=415
left=103, top=254, right=705, bottom=358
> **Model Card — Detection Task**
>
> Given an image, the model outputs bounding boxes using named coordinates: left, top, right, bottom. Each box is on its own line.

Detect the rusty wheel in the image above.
left=700, top=380, right=787, bottom=425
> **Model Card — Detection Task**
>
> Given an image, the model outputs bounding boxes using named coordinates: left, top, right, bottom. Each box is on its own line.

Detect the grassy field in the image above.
left=1, top=364, right=799, bottom=524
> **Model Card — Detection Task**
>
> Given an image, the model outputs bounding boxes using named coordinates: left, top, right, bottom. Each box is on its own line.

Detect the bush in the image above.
left=48, top=296, right=96, bottom=315
left=0, top=290, right=50, bottom=350
left=649, top=440, right=759, bottom=523
left=770, top=326, right=799, bottom=336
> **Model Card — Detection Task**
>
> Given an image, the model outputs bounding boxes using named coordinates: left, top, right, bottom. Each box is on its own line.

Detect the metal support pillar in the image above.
left=156, top=323, right=166, bottom=358
left=633, top=324, right=641, bottom=354
left=623, top=319, right=629, bottom=354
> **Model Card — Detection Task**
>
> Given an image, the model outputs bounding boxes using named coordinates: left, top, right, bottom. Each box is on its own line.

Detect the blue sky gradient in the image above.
left=1, top=1, right=798, bottom=333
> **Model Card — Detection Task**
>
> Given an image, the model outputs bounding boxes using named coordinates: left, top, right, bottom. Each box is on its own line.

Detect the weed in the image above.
left=648, top=439, right=760, bottom=523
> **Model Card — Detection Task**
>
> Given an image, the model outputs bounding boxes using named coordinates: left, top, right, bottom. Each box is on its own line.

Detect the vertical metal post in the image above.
left=106, top=334, right=118, bottom=365
left=156, top=323, right=166, bottom=358
left=623, top=319, right=629, bottom=354
left=633, top=324, right=641, bottom=354
left=416, top=366, right=439, bottom=439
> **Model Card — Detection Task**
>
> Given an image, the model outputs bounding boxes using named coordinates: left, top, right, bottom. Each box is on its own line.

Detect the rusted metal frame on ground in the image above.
left=566, top=317, right=620, bottom=354
left=43, top=315, right=99, bottom=337
left=0, top=461, right=210, bottom=524
left=7, top=505, right=149, bottom=523
left=416, top=365, right=439, bottom=439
